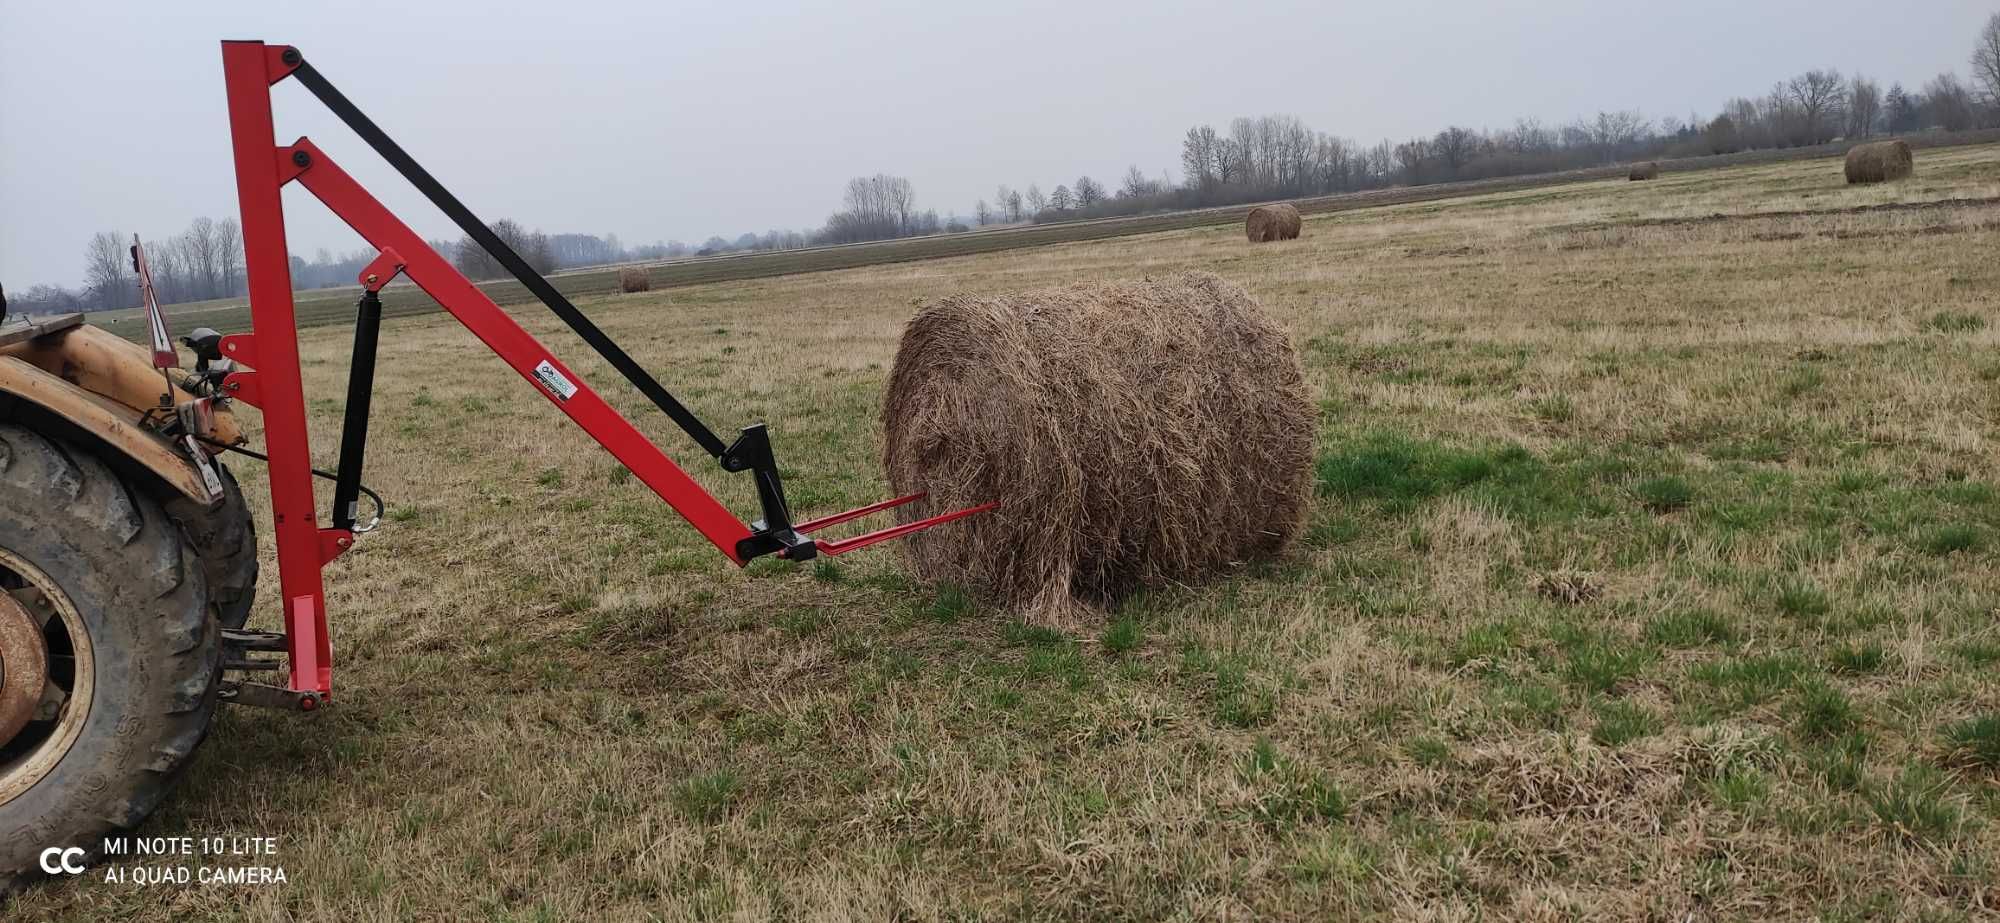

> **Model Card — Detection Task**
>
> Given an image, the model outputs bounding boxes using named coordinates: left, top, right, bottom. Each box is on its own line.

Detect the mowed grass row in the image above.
left=87, top=128, right=2000, bottom=346
left=11, top=144, right=2000, bottom=921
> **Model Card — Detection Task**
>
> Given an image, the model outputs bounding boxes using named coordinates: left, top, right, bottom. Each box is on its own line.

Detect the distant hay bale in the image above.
left=1245, top=203, right=1303, bottom=242
left=617, top=266, right=651, bottom=293
left=1845, top=140, right=1914, bottom=184
left=882, top=271, right=1315, bottom=626
left=1627, top=161, right=1660, bottom=181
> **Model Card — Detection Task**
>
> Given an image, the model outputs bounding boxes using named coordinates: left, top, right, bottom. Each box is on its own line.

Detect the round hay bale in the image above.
left=882, top=271, right=1315, bottom=625
left=1844, top=140, right=1913, bottom=184
left=1245, top=203, right=1303, bottom=242
left=1627, top=161, right=1660, bottom=181
left=617, top=266, right=651, bottom=293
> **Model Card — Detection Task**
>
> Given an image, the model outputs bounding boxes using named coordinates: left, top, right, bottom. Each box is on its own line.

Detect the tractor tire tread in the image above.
left=0, top=424, right=220, bottom=892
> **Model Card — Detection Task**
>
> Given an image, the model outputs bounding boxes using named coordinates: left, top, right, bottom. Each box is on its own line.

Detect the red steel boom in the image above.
left=219, top=41, right=993, bottom=704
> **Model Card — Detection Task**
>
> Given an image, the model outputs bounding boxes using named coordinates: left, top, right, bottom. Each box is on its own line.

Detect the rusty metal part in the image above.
left=0, top=357, right=215, bottom=504
left=0, top=592, right=48, bottom=747
left=0, top=548, right=93, bottom=806
left=0, top=321, right=247, bottom=507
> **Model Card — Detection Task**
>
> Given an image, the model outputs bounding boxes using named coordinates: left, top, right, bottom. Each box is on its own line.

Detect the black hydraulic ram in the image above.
left=330, top=288, right=383, bottom=532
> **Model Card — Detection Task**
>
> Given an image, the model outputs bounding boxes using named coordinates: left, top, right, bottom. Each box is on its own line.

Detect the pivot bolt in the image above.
left=292, top=150, right=311, bottom=168
left=281, top=47, right=301, bottom=65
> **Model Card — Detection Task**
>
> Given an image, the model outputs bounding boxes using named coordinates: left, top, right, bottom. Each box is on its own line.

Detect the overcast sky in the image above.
left=2, top=1, right=1992, bottom=289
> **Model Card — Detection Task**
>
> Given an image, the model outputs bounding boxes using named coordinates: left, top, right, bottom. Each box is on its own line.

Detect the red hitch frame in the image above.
left=219, top=41, right=992, bottom=700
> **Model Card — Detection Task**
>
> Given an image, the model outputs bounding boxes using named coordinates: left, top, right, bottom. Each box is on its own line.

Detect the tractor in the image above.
left=0, top=40, right=991, bottom=886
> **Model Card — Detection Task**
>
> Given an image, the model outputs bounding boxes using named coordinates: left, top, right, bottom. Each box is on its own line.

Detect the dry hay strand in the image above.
left=1244, top=203, right=1302, bottom=242
left=1531, top=568, right=1603, bottom=606
left=882, top=271, right=1315, bottom=626
left=1844, top=139, right=1914, bottom=184
left=617, top=266, right=651, bottom=293
left=1627, top=161, right=1660, bottom=181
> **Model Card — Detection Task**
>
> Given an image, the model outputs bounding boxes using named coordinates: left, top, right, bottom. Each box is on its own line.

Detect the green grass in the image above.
left=1773, top=579, right=1832, bottom=619
left=671, top=770, right=741, bottom=823
left=1941, top=714, right=2000, bottom=769
left=1645, top=609, right=1736, bottom=648
left=1921, top=311, right=1987, bottom=334
left=1557, top=636, right=1654, bottom=694
left=1591, top=700, right=1663, bottom=746
left=1865, top=765, right=1967, bottom=844
left=1918, top=524, right=1985, bottom=556
left=1793, top=681, right=1862, bottom=741
left=1827, top=643, right=1889, bottom=676
left=1101, top=615, right=1143, bottom=655
left=1632, top=476, right=1694, bottom=513
left=1315, top=433, right=1532, bottom=510
left=1690, top=654, right=1809, bottom=711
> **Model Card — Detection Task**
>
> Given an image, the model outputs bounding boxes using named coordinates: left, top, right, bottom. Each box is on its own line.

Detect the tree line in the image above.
left=980, top=13, right=2000, bottom=225
left=18, top=218, right=251, bottom=314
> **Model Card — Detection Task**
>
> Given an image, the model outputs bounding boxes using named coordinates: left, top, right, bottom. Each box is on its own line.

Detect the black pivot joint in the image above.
left=727, top=424, right=816, bottom=562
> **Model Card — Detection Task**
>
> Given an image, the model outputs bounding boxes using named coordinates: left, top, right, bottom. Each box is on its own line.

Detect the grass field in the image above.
left=12, top=143, right=2000, bottom=921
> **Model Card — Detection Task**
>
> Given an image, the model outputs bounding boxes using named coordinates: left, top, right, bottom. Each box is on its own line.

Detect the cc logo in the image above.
left=38, top=846, right=86, bottom=875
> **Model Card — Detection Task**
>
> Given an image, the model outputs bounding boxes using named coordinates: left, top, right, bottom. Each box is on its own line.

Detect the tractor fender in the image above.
left=0, top=322, right=224, bottom=507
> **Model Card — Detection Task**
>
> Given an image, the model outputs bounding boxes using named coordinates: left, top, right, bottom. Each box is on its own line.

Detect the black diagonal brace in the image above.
left=286, top=56, right=730, bottom=460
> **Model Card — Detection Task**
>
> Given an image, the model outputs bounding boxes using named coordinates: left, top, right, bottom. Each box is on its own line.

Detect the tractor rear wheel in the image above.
left=167, top=459, right=259, bottom=630
left=0, top=424, right=221, bottom=890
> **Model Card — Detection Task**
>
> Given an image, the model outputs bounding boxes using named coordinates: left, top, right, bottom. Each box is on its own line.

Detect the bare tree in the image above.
left=1927, top=72, right=1977, bottom=131
left=1975, top=12, right=2000, bottom=112
left=183, top=216, right=220, bottom=300
left=1181, top=125, right=1221, bottom=190
left=817, top=174, right=919, bottom=243
left=973, top=199, right=992, bottom=226
left=1364, top=140, right=1395, bottom=183
left=214, top=218, right=244, bottom=297
left=1048, top=185, right=1074, bottom=211
left=1785, top=70, right=1847, bottom=144
left=1885, top=83, right=1921, bottom=132
left=82, top=232, right=129, bottom=308
left=1393, top=138, right=1429, bottom=183
left=995, top=185, right=1019, bottom=222
left=1431, top=126, right=1480, bottom=177
left=1703, top=114, right=1741, bottom=154
left=1588, top=110, right=1649, bottom=161
left=1846, top=75, right=1881, bottom=139
left=1309, top=136, right=1355, bottom=191
left=1025, top=184, right=1046, bottom=215
left=1119, top=164, right=1163, bottom=199
left=1721, top=97, right=1766, bottom=148
left=1500, top=118, right=1555, bottom=154
left=1073, top=175, right=1104, bottom=207
left=1213, top=137, right=1245, bottom=186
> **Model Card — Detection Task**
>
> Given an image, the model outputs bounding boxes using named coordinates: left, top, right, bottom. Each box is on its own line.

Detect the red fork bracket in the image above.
left=785, top=498, right=1001, bottom=558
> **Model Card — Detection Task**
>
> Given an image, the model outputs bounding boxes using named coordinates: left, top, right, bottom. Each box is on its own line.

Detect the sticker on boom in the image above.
left=532, top=360, right=578, bottom=401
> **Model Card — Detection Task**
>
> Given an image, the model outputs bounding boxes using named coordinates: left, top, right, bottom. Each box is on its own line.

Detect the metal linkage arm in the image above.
left=284, top=139, right=757, bottom=560
left=285, top=56, right=732, bottom=461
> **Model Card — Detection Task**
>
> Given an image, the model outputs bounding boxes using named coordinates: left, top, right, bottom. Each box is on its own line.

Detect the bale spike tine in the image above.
left=792, top=491, right=928, bottom=535
left=788, top=501, right=999, bottom=558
